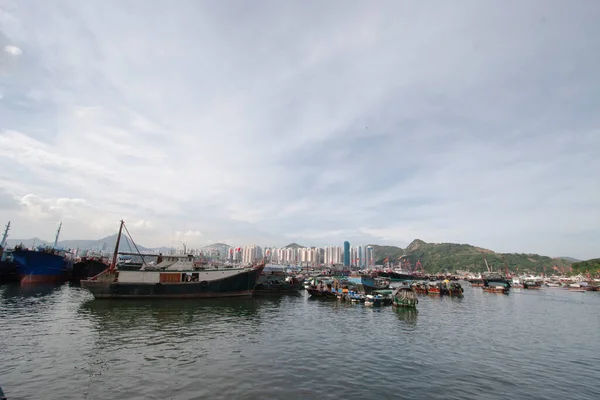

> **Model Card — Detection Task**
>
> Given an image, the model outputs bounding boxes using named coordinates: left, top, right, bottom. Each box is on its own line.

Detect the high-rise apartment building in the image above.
left=343, top=241, right=350, bottom=267
left=242, top=245, right=262, bottom=264
left=324, top=246, right=342, bottom=265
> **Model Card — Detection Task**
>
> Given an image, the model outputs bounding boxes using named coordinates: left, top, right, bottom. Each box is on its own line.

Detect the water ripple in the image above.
left=1, top=284, right=599, bottom=399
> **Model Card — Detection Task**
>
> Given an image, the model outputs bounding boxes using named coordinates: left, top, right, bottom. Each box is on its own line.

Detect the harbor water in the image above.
left=1, top=284, right=599, bottom=400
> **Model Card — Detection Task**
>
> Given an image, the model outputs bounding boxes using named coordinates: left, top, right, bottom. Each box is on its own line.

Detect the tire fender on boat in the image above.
left=199, top=280, right=208, bottom=289
left=154, top=283, right=163, bottom=293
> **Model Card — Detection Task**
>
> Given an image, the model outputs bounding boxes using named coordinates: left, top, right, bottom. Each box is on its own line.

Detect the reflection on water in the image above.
left=393, top=307, right=418, bottom=324
left=1, top=286, right=600, bottom=400
left=0, top=283, right=61, bottom=300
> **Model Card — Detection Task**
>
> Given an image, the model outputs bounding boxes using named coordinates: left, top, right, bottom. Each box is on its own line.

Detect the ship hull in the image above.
left=81, top=265, right=264, bottom=299
left=12, top=249, right=72, bottom=284
left=0, top=260, right=19, bottom=283
left=389, top=272, right=412, bottom=280
left=254, top=280, right=304, bottom=294
left=71, top=259, right=109, bottom=283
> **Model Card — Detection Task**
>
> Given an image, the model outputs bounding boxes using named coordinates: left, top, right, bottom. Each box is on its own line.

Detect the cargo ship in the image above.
left=81, top=220, right=265, bottom=299
left=11, top=223, right=74, bottom=284
left=0, top=222, right=18, bottom=283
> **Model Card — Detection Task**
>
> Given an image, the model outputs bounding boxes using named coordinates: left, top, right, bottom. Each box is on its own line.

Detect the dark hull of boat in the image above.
left=71, top=260, right=109, bottom=283
left=356, top=283, right=390, bottom=294
left=523, top=283, right=542, bottom=289
left=81, top=266, right=264, bottom=299
left=254, top=280, right=304, bottom=294
left=0, top=260, right=19, bottom=283
left=306, top=288, right=337, bottom=298
left=389, top=272, right=412, bottom=280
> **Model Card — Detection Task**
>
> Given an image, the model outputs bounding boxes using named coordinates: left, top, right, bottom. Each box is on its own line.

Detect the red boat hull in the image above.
left=20, top=274, right=66, bottom=285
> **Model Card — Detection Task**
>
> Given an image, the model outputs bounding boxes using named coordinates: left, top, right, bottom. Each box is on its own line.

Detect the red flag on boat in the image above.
left=384, top=257, right=389, bottom=263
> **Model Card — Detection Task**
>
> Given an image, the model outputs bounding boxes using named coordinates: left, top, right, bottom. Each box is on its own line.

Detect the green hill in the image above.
left=369, top=244, right=405, bottom=262
left=570, top=258, right=600, bottom=277
left=372, top=239, right=573, bottom=274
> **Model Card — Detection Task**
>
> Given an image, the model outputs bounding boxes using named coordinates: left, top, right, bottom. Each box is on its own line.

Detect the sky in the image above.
left=0, top=0, right=599, bottom=259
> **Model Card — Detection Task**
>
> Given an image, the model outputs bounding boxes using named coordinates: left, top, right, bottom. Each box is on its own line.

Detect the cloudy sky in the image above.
left=0, top=1, right=599, bottom=258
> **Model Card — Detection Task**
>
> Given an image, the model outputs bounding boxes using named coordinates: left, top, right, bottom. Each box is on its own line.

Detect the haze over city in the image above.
left=0, top=1, right=599, bottom=259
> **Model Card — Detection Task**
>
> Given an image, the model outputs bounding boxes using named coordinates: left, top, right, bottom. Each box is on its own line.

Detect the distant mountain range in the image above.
left=371, top=239, right=575, bottom=274
left=6, top=234, right=173, bottom=254
left=5, top=235, right=582, bottom=273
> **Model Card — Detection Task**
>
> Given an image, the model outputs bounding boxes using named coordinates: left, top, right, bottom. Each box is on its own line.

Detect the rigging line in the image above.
left=123, top=235, right=133, bottom=252
left=122, top=223, right=147, bottom=267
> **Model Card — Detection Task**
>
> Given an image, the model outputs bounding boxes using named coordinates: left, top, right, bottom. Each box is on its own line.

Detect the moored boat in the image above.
left=364, top=291, right=393, bottom=307
left=482, top=272, right=511, bottom=294
left=427, top=282, right=442, bottom=295
left=0, top=222, right=18, bottom=283
left=254, top=265, right=304, bottom=294
left=523, top=279, right=543, bottom=289
left=410, top=281, right=428, bottom=294
left=388, top=269, right=413, bottom=281
left=392, top=286, right=418, bottom=308
left=348, top=273, right=389, bottom=294
left=71, top=254, right=110, bottom=283
left=13, top=246, right=73, bottom=284
left=445, top=281, right=464, bottom=296
left=80, top=221, right=265, bottom=299
left=11, top=223, right=73, bottom=285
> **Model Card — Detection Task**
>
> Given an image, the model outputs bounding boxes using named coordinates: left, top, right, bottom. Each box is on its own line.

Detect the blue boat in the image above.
left=348, top=273, right=389, bottom=294
left=11, top=223, right=74, bottom=285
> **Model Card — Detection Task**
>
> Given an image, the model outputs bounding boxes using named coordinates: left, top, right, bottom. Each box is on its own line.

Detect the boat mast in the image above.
left=0, top=221, right=10, bottom=249
left=53, top=222, right=62, bottom=248
left=483, top=257, right=491, bottom=272
left=110, top=220, right=125, bottom=271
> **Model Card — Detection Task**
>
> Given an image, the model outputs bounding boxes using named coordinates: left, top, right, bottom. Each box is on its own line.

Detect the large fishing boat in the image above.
left=80, top=221, right=265, bottom=299
left=253, top=264, right=303, bottom=294
left=71, top=253, right=110, bottom=283
left=11, top=223, right=74, bottom=284
left=482, top=272, right=511, bottom=294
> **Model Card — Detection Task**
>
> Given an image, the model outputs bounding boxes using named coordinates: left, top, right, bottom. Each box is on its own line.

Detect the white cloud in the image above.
left=0, top=1, right=598, bottom=259
left=4, top=45, right=22, bottom=55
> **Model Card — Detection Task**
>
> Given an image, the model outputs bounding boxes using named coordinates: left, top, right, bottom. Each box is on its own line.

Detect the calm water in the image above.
left=1, top=284, right=599, bottom=400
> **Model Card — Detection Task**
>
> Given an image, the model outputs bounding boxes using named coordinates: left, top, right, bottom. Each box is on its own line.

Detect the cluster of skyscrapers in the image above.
left=218, top=242, right=375, bottom=268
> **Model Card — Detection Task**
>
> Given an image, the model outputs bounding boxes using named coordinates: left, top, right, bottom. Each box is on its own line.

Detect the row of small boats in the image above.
left=304, top=276, right=465, bottom=308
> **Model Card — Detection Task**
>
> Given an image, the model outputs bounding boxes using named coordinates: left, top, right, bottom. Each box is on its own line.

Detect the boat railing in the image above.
left=87, top=267, right=115, bottom=281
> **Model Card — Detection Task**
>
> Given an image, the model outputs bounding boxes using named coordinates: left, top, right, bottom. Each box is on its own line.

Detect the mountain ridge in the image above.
left=372, top=239, right=575, bottom=274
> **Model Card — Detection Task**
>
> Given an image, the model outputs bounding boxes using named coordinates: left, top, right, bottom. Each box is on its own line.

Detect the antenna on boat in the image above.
left=0, top=221, right=10, bottom=249
left=110, top=220, right=125, bottom=271
left=53, top=222, right=62, bottom=248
